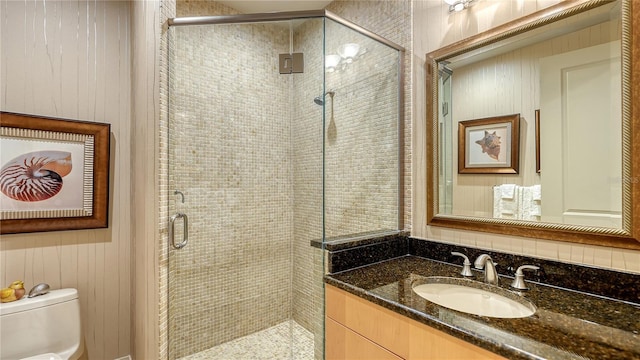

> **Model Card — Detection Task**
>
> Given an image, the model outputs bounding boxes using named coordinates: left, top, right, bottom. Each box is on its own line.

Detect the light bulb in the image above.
left=338, top=43, right=360, bottom=63
left=325, top=55, right=341, bottom=72
left=453, top=2, right=465, bottom=11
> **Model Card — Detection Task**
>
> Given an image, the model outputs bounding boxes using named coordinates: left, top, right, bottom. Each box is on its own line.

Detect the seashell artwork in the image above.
left=0, top=151, right=72, bottom=202
left=475, top=130, right=501, bottom=161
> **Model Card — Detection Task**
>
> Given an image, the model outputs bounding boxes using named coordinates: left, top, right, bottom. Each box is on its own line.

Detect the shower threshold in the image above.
left=178, top=320, right=314, bottom=360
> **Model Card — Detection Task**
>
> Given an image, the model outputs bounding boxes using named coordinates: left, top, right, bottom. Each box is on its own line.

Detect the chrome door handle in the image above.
left=169, top=213, right=188, bottom=249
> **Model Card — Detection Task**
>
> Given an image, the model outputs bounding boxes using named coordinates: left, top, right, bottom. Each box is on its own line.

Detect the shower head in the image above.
left=314, top=91, right=335, bottom=105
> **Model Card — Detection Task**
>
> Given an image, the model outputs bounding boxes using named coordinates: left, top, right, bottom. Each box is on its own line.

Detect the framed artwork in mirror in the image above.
left=535, top=109, right=541, bottom=173
left=0, top=112, right=110, bottom=234
left=458, top=114, right=519, bottom=174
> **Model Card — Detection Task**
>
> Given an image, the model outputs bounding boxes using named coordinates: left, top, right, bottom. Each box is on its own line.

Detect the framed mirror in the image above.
left=426, top=0, right=640, bottom=249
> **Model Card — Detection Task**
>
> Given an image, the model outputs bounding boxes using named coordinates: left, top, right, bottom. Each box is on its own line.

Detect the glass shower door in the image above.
left=323, top=18, right=402, bottom=239
left=167, top=18, right=324, bottom=360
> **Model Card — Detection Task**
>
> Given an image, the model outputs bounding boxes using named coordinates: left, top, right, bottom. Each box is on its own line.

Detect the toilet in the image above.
left=0, top=288, right=84, bottom=360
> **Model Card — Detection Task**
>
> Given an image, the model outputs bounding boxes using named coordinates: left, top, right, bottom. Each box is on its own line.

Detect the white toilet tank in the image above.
left=0, top=288, right=83, bottom=360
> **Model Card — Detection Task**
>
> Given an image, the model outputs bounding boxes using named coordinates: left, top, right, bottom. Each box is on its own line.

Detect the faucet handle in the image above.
left=451, top=252, right=474, bottom=277
left=510, top=265, right=540, bottom=290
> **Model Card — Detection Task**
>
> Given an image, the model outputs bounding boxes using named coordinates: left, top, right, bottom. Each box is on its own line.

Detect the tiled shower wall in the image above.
left=290, top=19, right=325, bottom=360
left=168, top=17, right=300, bottom=360
left=327, top=0, right=413, bottom=232
left=166, top=1, right=409, bottom=360
left=291, top=15, right=404, bottom=359
left=323, top=19, right=401, bottom=237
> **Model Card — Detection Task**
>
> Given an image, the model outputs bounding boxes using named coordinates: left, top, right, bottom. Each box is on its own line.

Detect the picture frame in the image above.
left=535, top=109, right=541, bottom=173
left=458, top=114, right=520, bottom=174
left=0, top=112, right=110, bottom=234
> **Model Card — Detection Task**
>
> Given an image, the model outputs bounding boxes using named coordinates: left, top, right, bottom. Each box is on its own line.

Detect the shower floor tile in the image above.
left=179, top=320, right=314, bottom=360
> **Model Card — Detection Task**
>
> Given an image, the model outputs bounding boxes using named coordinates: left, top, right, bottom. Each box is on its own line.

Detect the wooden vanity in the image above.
left=324, top=255, right=640, bottom=360
left=325, top=284, right=505, bottom=360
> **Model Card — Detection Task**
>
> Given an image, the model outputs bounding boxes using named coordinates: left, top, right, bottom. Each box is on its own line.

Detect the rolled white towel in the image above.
left=494, top=185, right=519, bottom=219
left=500, top=184, right=517, bottom=199
left=530, top=205, right=541, bottom=216
left=532, top=184, right=542, bottom=201
left=520, top=186, right=542, bottom=220
left=493, top=186, right=501, bottom=218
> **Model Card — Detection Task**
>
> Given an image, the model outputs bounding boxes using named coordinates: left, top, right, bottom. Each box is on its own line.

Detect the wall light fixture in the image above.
left=444, top=0, right=476, bottom=12
left=325, top=54, right=341, bottom=72
left=337, top=43, right=360, bottom=63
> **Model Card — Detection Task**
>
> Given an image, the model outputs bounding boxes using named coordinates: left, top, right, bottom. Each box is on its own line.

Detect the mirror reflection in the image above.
left=437, top=1, right=624, bottom=230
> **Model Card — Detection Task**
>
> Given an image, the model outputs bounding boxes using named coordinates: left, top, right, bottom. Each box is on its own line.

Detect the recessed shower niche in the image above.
left=166, top=10, right=403, bottom=360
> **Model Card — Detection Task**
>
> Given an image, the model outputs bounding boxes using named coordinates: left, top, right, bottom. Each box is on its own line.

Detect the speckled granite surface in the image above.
left=326, top=232, right=408, bottom=273
left=325, top=256, right=640, bottom=360
left=409, top=239, right=640, bottom=304
left=310, top=229, right=407, bottom=249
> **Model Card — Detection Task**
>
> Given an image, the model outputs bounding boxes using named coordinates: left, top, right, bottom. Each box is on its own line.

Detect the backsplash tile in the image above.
left=621, top=251, right=640, bottom=273
left=420, top=227, right=640, bottom=274
left=326, top=234, right=639, bottom=304
left=410, top=238, right=640, bottom=304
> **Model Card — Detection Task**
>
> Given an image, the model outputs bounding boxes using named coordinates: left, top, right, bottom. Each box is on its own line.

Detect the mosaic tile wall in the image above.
left=322, top=18, right=401, bottom=237
left=327, top=0, right=413, bottom=232
left=289, top=15, right=405, bottom=358
left=290, top=19, right=326, bottom=360
left=165, top=1, right=410, bottom=360
left=168, top=18, right=297, bottom=359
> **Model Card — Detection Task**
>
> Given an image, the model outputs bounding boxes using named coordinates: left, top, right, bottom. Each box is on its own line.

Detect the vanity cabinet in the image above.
left=325, top=284, right=506, bottom=360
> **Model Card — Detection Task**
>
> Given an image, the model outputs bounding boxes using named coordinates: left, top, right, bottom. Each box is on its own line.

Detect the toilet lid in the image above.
left=21, top=353, right=64, bottom=360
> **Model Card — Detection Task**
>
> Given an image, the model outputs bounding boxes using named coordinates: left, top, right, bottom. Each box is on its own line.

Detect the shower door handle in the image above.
left=169, top=213, right=189, bottom=249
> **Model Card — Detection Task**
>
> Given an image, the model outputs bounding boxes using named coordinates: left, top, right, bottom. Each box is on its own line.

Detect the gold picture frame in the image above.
left=0, top=112, right=110, bottom=234
left=458, top=114, right=520, bottom=174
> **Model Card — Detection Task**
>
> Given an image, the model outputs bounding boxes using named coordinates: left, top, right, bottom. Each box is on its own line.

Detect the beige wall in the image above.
left=131, top=0, right=173, bottom=359
left=0, top=1, right=132, bottom=359
left=412, top=0, right=640, bottom=273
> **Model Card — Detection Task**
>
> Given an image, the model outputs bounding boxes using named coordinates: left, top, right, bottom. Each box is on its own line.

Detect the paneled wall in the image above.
left=1, top=1, right=132, bottom=359
left=131, top=0, right=173, bottom=359
left=412, top=0, right=640, bottom=273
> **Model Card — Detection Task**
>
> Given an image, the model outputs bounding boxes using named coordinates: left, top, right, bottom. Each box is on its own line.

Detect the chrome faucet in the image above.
left=474, top=254, right=499, bottom=286
left=451, top=252, right=474, bottom=277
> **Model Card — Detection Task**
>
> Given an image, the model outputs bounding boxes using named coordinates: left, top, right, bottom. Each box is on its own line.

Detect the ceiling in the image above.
left=216, top=0, right=333, bottom=14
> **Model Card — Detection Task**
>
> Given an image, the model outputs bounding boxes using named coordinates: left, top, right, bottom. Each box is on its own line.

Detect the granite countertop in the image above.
left=324, top=255, right=640, bottom=360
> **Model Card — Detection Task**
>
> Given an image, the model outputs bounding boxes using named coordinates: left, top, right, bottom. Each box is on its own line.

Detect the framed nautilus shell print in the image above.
left=0, top=112, right=110, bottom=234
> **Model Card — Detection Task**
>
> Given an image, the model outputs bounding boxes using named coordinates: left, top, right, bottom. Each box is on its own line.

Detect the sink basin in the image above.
left=412, top=277, right=536, bottom=318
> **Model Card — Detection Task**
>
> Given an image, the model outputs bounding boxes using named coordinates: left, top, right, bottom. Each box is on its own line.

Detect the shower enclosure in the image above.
left=167, top=10, right=403, bottom=360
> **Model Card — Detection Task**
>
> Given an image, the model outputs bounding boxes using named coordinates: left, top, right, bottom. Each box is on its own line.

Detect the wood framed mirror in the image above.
left=426, top=0, right=640, bottom=250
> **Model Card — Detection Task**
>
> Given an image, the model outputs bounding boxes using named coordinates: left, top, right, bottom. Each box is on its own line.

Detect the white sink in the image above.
left=412, top=277, right=536, bottom=318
